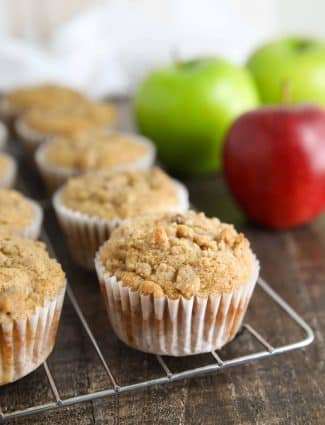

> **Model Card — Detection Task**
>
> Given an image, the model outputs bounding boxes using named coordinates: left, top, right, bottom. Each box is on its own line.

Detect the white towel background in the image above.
left=0, top=0, right=323, bottom=98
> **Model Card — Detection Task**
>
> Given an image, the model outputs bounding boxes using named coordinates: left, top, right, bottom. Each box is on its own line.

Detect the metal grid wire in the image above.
left=0, top=262, right=314, bottom=422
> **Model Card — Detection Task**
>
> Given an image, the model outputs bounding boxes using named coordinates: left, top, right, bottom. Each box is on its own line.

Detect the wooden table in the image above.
left=1, top=100, right=324, bottom=425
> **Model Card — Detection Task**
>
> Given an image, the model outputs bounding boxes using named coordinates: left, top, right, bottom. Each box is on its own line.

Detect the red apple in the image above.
left=223, top=105, right=325, bottom=229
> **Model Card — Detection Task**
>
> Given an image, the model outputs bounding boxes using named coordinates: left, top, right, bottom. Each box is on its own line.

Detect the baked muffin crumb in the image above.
left=99, top=211, right=254, bottom=299
left=0, top=189, right=35, bottom=234
left=45, top=130, right=149, bottom=171
left=5, top=84, right=85, bottom=112
left=0, top=236, right=66, bottom=323
left=61, top=168, right=181, bottom=220
left=24, top=100, right=116, bottom=136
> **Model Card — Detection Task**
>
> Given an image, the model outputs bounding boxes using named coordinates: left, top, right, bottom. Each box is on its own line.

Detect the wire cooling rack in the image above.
left=0, top=228, right=315, bottom=423
left=0, top=133, right=315, bottom=423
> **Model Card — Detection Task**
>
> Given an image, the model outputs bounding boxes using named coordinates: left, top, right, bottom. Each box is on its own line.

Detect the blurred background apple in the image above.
left=134, top=58, right=259, bottom=175
left=247, top=37, right=325, bottom=105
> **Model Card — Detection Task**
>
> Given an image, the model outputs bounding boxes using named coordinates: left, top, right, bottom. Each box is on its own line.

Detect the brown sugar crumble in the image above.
left=99, top=211, right=254, bottom=299
left=45, top=129, right=150, bottom=171
left=24, top=100, right=116, bottom=136
left=61, top=168, right=180, bottom=220
left=6, top=84, right=85, bottom=112
left=0, top=236, right=66, bottom=323
left=0, top=189, right=35, bottom=234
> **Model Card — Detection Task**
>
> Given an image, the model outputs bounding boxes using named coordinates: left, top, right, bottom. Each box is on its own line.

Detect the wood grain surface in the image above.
left=0, top=100, right=324, bottom=425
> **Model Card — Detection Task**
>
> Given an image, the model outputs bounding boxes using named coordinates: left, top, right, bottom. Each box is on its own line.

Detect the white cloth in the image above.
left=0, top=0, right=310, bottom=97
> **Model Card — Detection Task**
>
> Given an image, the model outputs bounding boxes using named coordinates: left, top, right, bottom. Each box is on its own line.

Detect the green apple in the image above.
left=247, top=37, right=325, bottom=105
left=134, top=58, right=259, bottom=175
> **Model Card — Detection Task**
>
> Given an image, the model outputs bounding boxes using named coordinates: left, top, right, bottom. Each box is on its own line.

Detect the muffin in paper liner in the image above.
left=35, top=134, right=157, bottom=193
left=15, top=103, right=118, bottom=158
left=53, top=180, right=189, bottom=270
left=1, top=85, right=89, bottom=135
left=0, top=287, right=66, bottom=385
left=0, top=154, right=17, bottom=189
left=95, top=253, right=259, bottom=356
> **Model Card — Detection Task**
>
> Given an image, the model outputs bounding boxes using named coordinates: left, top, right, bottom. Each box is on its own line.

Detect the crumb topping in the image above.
left=44, top=130, right=149, bottom=170
left=0, top=236, right=66, bottom=323
left=24, top=100, right=117, bottom=136
left=61, top=168, right=180, bottom=220
left=0, top=189, right=35, bottom=234
left=0, top=154, right=10, bottom=178
left=99, top=211, right=254, bottom=299
left=5, top=84, right=85, bottom=112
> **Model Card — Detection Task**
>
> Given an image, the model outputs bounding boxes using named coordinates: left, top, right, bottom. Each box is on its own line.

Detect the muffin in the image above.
left=95, top=211, right=259, bottom=356
left=0, top=236, right=66, bottom=385
left=0, top=121, right=8, bottom=149
left=35, top=129, right=156, bottom=192
left=0, top=189, right=43, bottom=239
left=0, top=84, right=86, bottom=128
left=0, top=153, right=17, bottom=189
left=53, top=168, right=189, bottom=270
left=16, top=100, right=117, bottom=156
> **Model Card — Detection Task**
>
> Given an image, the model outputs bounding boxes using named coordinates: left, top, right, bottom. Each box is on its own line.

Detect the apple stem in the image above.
left=282, top=80, right=292, bottom=104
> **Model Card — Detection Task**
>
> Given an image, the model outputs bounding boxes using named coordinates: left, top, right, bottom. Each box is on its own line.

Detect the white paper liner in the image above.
left=15, top=116, right=51, bottom=156
left=35, top=133, right=156, bottom=193
left=0, top=154, right=17, bottom=189
left=0, top=122, right=8, bottom=149
left=95, top=253, right=260, bottom=356
left=53, top=180, right=189, bottom=270
left=18, top=199, right=43, bottom=240
left=0, top=286, right=66, bottom=385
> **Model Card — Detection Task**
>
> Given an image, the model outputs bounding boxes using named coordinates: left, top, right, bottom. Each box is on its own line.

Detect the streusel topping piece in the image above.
left=61, top=168, right=180, bottom=220
left=45, top=130, right=149, bottom=171
left=24, top=101, right=116, bottom=136
left=6, top=84, right=85, bottom=112
left=0, top=189, right=35, bottom=234
left=0, top=236, right=66, bottom=323
left=99, top=211, right=254, bottom=299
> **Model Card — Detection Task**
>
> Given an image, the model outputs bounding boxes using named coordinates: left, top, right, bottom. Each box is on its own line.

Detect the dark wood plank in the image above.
left=0, top=100, right=323, bottom=425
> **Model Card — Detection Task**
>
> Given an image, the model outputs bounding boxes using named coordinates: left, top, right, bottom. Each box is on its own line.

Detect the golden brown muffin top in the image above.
left=0, top=189, right=36, bottom=234
left=5, top=84, right=85, bottom=113
left=44, top=129, right=150, bottom=171
left=61, top=168, right=180, bottom=220
left=99, top=211, right=254, bottom=299
left=24, top=100, right=117, bottom=136
left=0, top=153, right=11, bottom=178
left=0, top=236, right=66, bottom=323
